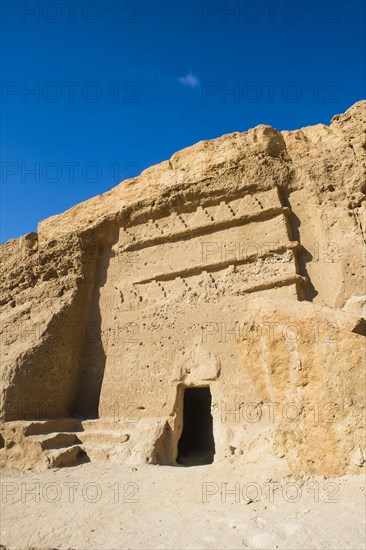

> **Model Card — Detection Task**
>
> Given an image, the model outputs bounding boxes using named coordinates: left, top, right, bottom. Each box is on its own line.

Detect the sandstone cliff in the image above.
left=0, top=101, right=365, bottom=475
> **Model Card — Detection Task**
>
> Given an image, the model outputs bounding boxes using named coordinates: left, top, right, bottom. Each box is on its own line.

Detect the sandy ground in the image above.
left=1, top=456, right=365, bottom=550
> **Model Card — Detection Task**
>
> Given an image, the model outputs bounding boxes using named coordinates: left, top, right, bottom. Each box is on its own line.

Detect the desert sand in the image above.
left=1, top=456, right=365, bottom=549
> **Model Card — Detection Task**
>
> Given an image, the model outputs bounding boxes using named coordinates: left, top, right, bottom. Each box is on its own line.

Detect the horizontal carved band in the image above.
left=118, top=188, right=286, bottom=252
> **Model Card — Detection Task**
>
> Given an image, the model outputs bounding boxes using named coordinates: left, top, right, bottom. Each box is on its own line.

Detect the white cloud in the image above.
left=177, top=71, right=200, bottom=89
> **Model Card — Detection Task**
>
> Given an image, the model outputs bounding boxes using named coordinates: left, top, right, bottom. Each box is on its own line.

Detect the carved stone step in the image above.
left=83, top=444, right=130, bottom=463
left=79, top=430, right=129, bottom=446
left=21, top=419, right=80, bottom=436
left=45, top=445, right=87, bottom=468
left=28, top=432, right=81, bottom=450
left=0, top=419, right=81, bottom=448
left=81, top=419, right=130, bottom=432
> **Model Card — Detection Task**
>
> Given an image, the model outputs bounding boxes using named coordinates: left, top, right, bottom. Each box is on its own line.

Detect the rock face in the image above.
left=0, top=101, right=365, bottom=475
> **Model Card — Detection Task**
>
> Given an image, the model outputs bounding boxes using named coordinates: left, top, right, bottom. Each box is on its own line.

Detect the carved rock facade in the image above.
left=0, top=102, right=365, bottom=475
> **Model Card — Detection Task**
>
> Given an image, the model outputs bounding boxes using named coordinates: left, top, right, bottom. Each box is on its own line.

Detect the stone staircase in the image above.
left=0, top=418, right=131, bottom=470
left=0, top=419, right=86, bottom=470
left=27, top=431, right=85, bottom=468
left=78, top=419, right=130, bottom=462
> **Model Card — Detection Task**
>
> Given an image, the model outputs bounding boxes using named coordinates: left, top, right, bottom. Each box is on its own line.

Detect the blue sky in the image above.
left=1, top=0, right=365, bottom=242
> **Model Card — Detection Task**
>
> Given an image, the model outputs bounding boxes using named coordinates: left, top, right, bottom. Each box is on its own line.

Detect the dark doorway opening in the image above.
left=177, top=386, right=215, bottom=466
